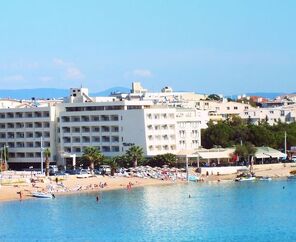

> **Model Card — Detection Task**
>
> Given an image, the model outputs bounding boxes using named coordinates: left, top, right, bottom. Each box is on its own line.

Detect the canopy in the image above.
left=254, top=147, right=287, bottom=159
left=177, top=148, right=235, bottom=160
left=197, top=148, right=235, bottom=159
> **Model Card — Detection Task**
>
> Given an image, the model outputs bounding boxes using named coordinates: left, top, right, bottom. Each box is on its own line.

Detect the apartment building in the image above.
left=0, top=106, right=56, bottom=169
left=240, top=105, right=296, bottom=125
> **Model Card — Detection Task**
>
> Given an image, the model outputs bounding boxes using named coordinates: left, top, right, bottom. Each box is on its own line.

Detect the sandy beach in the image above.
left=1, top=163, right=296, bottom=202
left=0, top=175, right=175, bottom=202
left=196, top=163, right=296, bottom=182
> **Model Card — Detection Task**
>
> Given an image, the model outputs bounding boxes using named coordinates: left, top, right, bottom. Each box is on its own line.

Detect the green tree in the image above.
left=103, top=158, right=118, bottom=176
left=82, top=147, right=103, bottom=173
left=43, top=148, right=51, bottom=176
left=234, top=143, right=257, bottom=165
left=112, top=155, right=130, bottom=168
left=248, top=124, right=275, bottom=147
left=202, top=120, right=234, bottom=148
left=201, top=118, right=296, bottom=151
left=206, top=94, right=222, bottom=101
left=147, top=153, right=177, bottom=167
left=126, top=146, right=144, bottom=167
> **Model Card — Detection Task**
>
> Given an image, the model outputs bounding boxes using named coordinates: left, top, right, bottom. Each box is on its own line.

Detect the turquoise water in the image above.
left=1, top=180, right=296, bottom=242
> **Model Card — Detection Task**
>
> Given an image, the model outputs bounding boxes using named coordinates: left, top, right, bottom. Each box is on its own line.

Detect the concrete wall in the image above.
left=199, top=166, right=248, bottom=175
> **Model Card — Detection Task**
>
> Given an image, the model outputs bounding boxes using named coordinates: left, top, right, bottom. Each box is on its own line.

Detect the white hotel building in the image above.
left=0, top=87, right=203, bottom=169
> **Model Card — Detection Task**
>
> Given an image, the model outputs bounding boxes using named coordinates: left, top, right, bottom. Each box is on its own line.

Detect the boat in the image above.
left=257, top=176, right=272, bottom=181
left=32, top=192, right=53, bottom=198
left=235, top=176, right=256, bottom=182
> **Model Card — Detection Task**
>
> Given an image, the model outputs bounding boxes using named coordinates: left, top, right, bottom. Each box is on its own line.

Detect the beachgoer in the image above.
left=96, top=195, right=99, bottom=202
left=19, top=191, right=22, bottom=201
left=189, top=194, right=191, bottom=198
left=55, top=177, right=58, bottom=183
left=127, top=183, right=132, bottom=191
left=52, top=194, right=55, bottom=199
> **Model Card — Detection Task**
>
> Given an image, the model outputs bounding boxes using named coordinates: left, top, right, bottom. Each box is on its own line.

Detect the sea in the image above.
left=1, top=180, right=296, bottom=242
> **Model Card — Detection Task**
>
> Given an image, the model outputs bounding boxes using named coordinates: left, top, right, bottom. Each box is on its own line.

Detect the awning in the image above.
left=254, top=147, right=287, bottom=159
left=177, top=148, right=235, bottom=159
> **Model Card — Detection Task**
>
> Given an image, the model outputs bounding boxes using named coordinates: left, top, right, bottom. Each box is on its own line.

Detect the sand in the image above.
left=191, top=162, right=296, bottom=182
left=0, top=175, right=175, bottom=202
left=1, top=163, right=296, bottom=202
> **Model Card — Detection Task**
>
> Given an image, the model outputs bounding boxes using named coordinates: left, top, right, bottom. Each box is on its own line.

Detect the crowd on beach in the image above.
left=0, top=166, right=186, bottom=201
left=1, top=162, right=296, bottom=202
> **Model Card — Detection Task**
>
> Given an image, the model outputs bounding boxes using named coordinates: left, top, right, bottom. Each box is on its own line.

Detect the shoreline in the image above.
left=1, top=163, right=295, bottom=203
left=0, top=175, right=178, bottom=203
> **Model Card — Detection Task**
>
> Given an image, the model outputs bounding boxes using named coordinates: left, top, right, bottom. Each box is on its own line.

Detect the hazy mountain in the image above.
left=244, top=92, right=285, bottom=99
left=0, top=88, right=68, bottom=99
left=0, top=87, right=293, bottom=100
left=0, top=87, right=130, bottom=99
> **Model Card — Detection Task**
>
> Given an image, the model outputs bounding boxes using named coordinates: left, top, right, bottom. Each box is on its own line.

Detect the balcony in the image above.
left=82, top=127, right=90, bottom=133
left=91, top=127, right=100, bottom=132
left=111, top=126, right=119, bottom=132
left=101, top=126, right=110, bottom=132
left=6, top=113, right=14, bottom=118
left=72, top=137, right=81, bottom=143
left=26, top=123, right=34, bottom=128
left=110, top=115, right=119, bottom=121
left=101, top=115, right=110, bottom=121
left=91, top=116, right=100, bottom=122
left=62, top=117, right=70, bottom=122
left=81, top=116, right=90, bottom=122
left=111, top=136, right=119, bottom=142
left=102, top=136, right=110, bottom=143
left=91, top=137, right=100, bottom=143
left=71, top=116, right=80, bottom=122
left=82, top=137, right=90, bottom=143
left=25, top=113, right=33, bottom=118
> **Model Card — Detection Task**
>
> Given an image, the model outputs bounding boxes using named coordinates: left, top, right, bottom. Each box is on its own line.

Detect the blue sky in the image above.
left=0, top=0, right=295, bottom=94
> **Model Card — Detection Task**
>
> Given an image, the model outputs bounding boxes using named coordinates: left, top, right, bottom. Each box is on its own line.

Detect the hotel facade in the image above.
left=0, top=87, right=203, bottom=168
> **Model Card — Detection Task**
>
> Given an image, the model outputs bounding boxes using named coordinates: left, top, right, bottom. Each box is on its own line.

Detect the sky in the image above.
left=0, top=0, right=296, bottom=94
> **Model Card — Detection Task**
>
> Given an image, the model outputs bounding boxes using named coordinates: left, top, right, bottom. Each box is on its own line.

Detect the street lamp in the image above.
left=40, top=137, right=44, bottom=175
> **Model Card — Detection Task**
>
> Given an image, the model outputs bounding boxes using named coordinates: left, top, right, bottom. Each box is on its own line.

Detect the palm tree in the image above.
left=126, top=146, right=143, bottom=167
left=104, top=158, right=118, bottom=176
left=82, top=147, right=103, bottom=174
left=1, top=146, right=9, bottom=171
left=44, top=148, right=51, bottom=176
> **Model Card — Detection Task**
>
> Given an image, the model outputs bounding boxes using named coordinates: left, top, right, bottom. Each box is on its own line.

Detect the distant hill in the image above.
left=0, top=87, right=130, bottom=100
left=0, top=87, right=293, bottom=100
left=245, top=92, right=286, bottom=99
left=0, top=88, right=68, bottom=99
